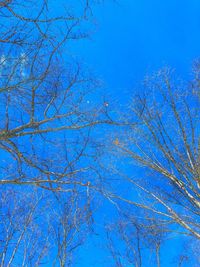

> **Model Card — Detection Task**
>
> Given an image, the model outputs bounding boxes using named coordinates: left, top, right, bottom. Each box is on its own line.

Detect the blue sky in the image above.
left=73, top=0, right=200, bottom=91
left=70, top=1, right=200, bottom=266
left=1, top=1, right=199, bottom=266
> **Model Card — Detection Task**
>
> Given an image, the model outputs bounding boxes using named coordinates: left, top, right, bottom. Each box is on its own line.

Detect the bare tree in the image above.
left=105, top=208, right=200, bottom=267
left=0, top=0, right=113, bottom=191
left=106, top=65, right=200, bottom=242
left=102, top=61, right=200, bottom=266
left=0, top=1, right=113, bottom=266
left=0, top=189, right=50, bottom=267
left=0, top=187, right=92, bottom=266
left=52, top=192, right=93, bottom=267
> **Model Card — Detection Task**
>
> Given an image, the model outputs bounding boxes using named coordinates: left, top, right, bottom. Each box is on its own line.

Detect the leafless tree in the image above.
left=105, top=208, right=200, bottom=267
left=0, top=0, right=114, bottom=191
left=0, top=0, right=113, bottom=266
left=107, top=64, right=200, bottom=239
left=0, top=187, right=92, bottom=266
left=0, top=189, right=50, bottom=266
left=102, top=64, right=200, bottom=263
left=51, top=192, right=93, bottom=267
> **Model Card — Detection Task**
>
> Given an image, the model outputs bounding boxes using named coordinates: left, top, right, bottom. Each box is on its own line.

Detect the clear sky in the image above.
left=1, top=1, right=199, bottom=266
left=73, top=0, right=200, bottom=94
left=70, top=1, right=200, bottom=266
